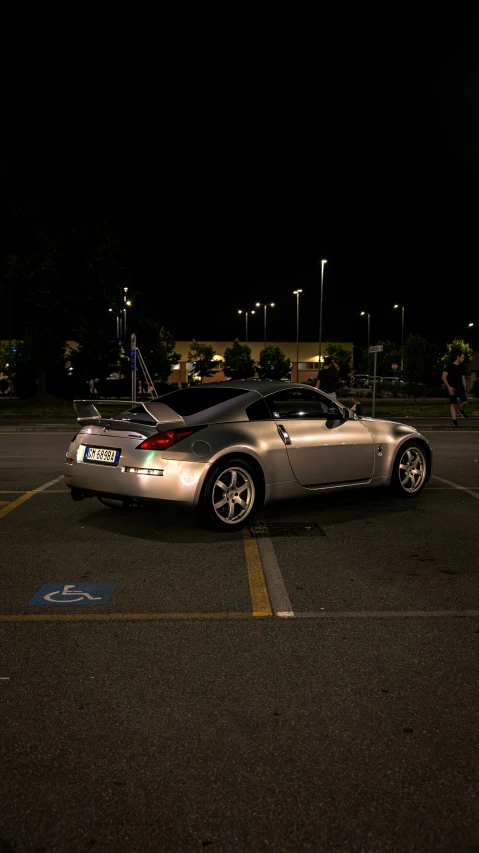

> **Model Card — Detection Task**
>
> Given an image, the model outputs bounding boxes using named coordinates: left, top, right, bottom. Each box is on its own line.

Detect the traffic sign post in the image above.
left=131, top=333, right=137, bottom=402
left=369, top=345, right=383, bottom=417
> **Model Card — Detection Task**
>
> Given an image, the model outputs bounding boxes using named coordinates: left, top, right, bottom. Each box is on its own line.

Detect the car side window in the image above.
left=265, top=388, right=343, bottom=420
left=246, top=398, right=272, bottom=421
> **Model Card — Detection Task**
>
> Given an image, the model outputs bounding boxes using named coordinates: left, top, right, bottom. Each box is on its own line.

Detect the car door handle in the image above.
left=277, top=424, right=291, bottom=445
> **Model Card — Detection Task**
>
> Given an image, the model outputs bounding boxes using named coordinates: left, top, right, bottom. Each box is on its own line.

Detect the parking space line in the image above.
left=35, top=475, right=63, bottom=491
left=295, top=610, right=479, bottom=618
left=256, top=537, right=294, bottom=617
left=0, top=612, right=256, bottom=622
left=1, top=609, right=478, bottom=623
left=0, top=475, right=64, bottom=521
left=243, top=530, right=273, bottom=617
left=0, top=492, right=35, bottom=520
left=432, top=475, right=479, bottom=501
left=0, top=490, right=69, bottom=494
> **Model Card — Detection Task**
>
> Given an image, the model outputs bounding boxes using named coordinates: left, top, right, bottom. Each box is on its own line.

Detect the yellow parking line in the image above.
left=0, top=492, right=36, bottom=520
left=0, top=612, right=258, bottom=622
left=243, top=529, right=273, bottom=617
left=0, top=490, right=69, bottom=494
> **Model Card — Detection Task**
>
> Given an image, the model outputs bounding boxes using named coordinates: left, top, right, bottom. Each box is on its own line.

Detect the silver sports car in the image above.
left=65, top=381, right=431, bottom=530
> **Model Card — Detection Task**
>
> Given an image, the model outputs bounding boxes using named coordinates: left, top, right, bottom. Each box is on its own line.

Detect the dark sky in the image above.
left=2, top=27, right=479, bottom=353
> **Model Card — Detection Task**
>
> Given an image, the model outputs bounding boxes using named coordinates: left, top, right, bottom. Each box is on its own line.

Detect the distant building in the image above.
left=168, top=341, right=353, bottom=384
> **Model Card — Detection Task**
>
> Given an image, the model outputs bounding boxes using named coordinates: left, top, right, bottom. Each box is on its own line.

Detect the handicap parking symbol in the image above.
left=29, top=583, right=116, bottom=606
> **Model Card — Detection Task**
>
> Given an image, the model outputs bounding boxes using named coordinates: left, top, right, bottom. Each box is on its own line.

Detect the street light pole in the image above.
left=293, top=290, right=303, bottom=382
left=255, top=302, right=275, bottom=344
left=237, top=309, right=255, bottom=342
left=394, top=304, right=405, bottom=374
left=361, top=311, right=371, bottom=376
left=318, top=259, right=327, bottom=362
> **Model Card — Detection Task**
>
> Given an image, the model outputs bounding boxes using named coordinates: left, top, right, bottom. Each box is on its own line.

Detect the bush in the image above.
left=13, top=394, right=69, bottom=409
left=401, top=382, right=425, bottom=398
left=379, top=381, right=395, bottom=398
left=153, top=381, right=181, bottom=396
left=395, top=384, right=444, bottom=399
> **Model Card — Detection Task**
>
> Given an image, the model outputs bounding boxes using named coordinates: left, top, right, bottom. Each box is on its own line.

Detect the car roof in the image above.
left=209, top=379, right=297, bottom=397
left=151, top=380, right=320, bottom=425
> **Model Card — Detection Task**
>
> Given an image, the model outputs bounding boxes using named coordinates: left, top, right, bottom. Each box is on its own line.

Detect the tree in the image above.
left=188, top=340, right=216, bottom=382
left=403, top=334, right=442, bottom=386
left=257, top=345, right=290, bottom=380
left=70, top=324, right=125, bottom=397
left=86, top=221, right=130, bottom=308
left=137, top=320, right=181, bottom=383
left=441, top=338, right=474, bottom=367
left=363, top=340, right=401, bottom=378
left=325, top=343, right=352, bottom=380
left=5, top=232, right=69, bottom=396
left=223, top=339, right=255, bottom=380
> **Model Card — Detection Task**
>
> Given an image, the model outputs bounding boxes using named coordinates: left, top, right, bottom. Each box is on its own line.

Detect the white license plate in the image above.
left=84, top=446, right=120, bottom=465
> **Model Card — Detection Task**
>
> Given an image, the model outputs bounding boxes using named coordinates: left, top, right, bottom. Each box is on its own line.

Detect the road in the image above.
left=0, top=429, right=478, bottom=852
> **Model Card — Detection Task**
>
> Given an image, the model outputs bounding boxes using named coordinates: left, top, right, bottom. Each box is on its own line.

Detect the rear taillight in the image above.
left=136, top=427, right=200, bottom=451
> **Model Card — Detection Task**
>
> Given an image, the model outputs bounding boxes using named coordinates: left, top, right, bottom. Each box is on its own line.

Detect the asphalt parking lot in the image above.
left=1, top=429, right=479, bottom=852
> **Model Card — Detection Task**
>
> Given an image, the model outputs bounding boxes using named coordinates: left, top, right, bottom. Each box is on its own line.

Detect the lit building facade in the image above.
left=168, top=341, right=354, bottom=384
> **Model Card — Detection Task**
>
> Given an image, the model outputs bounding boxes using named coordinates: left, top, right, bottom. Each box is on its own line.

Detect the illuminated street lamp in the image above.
left=393, top=304, right=405, bottom=374
left=318, top=259, right=327, bottom=361
left=360, top=311, right=371, bottom=376
left=255, top=302, right=275, bottom=343
left=293, top=290, right=303, bottom=382
left=237, top=309, right=255, bottom=342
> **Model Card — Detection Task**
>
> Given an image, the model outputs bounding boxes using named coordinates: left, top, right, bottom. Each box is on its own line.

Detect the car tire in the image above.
left=389, top=440, right=429, bottom=498
left=201, top=457, right=262, bottom=531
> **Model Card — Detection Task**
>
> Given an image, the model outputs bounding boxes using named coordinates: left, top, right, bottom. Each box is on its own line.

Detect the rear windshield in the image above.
left=160, top=387, right=249, bottom=416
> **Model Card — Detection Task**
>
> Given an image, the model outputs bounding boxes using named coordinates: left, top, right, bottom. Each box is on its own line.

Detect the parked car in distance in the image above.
left=350, top=374, right=403, bottom=388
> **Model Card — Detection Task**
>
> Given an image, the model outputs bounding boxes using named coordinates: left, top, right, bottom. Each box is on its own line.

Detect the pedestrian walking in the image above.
left=441, top=350, right=468, bottom=428
left=316, top=356, right=340, bottom=399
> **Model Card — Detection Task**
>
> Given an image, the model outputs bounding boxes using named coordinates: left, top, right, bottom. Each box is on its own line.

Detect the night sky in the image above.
left=2, top=28, right=479, bottom=353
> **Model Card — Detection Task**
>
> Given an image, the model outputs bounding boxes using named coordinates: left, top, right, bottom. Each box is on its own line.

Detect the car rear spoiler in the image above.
left=73, top=399, right=185, bottom=429
left=73, top=400, right=134, bottom=424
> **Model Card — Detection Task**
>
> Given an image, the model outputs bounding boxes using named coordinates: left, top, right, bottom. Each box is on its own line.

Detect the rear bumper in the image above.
left=64, top=455, right=211, bottom=508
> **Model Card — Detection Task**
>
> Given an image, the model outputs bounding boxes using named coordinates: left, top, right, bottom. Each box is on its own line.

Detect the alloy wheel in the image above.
left=211, top=466, right=255, bottom=525
left=398, top=446, right=427, bottom=493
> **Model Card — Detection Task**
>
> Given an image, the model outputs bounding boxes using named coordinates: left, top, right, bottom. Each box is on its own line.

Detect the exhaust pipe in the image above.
left=71, top=488, right=87, bottom=502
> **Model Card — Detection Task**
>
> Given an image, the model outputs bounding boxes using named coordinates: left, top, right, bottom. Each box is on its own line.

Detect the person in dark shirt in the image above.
left=315, top=356, right=340, bottom=399
left=442, top=350, right=468, bottom=428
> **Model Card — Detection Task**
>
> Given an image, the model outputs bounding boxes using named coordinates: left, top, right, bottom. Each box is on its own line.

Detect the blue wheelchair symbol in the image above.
left=29, top=583, right=116, bottom=606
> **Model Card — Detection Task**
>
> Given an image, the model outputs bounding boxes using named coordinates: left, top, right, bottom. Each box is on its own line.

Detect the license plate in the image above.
left=84, top=446, right=121, bottom=465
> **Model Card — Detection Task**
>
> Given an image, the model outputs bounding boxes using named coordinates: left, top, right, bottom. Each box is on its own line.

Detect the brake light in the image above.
left=136, top=427, right=199, bottom=450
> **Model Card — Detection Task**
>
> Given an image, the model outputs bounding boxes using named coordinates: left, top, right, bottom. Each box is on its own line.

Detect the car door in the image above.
left=264, top=387, right=374, bottom=487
